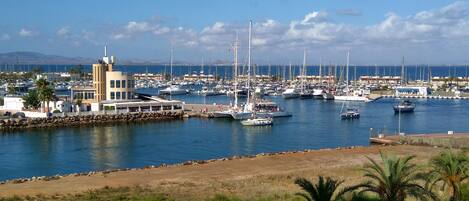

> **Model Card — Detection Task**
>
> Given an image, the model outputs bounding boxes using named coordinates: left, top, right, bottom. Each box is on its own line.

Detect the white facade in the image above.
left=105, top=71, right=135, bottom=101
left=395, top=86, right=430, bottom=96
left=43, top=101, right=73, bottom=113
left=1, top=96, right=24, bottom=111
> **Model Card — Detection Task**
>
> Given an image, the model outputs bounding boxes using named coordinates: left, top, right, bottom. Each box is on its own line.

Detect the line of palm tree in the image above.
left=295, top=176, right=346, bottom=201
left=426, top=150, right=469, bottom=201
left=344, top=152, right=439, bottom=201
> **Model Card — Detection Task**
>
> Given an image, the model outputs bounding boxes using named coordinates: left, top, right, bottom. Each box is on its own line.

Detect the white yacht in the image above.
left=159, top=85, right=188, bottom=95
left=334, top=51, right=373, bottom=102
left=255, top=101, right=292, bottom=118
left=312, top=89, right=324, bottom=99
left=282, top=88, right=300, bottom=99
left=241, top=117, right=273, bottom=126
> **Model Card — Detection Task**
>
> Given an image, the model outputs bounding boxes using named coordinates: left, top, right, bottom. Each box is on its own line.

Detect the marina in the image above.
left=1, top=95, right=469, bottom=181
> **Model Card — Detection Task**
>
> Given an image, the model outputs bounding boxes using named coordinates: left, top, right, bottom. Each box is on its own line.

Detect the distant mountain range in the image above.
left=0, top=51, right=232, bottom=66
left=0, top=52, right=95, bottom=65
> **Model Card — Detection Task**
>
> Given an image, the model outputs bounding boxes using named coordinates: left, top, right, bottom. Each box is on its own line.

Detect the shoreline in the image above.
left=0, top=111, right=183, bottom=132
left=0, top=145, right=366, bottom=184
left=0, top=143, right=448, bottom=199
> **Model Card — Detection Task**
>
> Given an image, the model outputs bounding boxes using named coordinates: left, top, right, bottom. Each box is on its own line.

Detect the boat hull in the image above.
left=230, top=112, right=253, bottom=120
left=334, top=95, right=371, bottom=102
left=282, top=93, right=300, bottom=99
left=393, top=106, right=415, bottom=113
left=240, top=118, right=273, bottom=126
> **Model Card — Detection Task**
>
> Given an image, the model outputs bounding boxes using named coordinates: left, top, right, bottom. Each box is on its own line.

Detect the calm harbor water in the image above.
left=1, top=96, right=469, bottom=181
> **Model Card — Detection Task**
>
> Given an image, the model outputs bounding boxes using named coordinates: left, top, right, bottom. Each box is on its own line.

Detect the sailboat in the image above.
left=338, top=51, right=360, bottom=120
left=334, top=51, right=371, bottom=102
left=231, top=21, right=255, bottom=120
left=159, top=48, right=188, bottom=96
left=299, top=49, right=313, bottom=99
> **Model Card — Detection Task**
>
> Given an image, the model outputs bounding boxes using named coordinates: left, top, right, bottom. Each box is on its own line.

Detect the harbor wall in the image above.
left=0, top=111, right=183, bottom=131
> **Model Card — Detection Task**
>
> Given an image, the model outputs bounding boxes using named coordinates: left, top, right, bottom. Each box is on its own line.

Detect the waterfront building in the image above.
left=133, top=73, right=165, bottom=81
left=70, top=86, right=96, bottom=104
left=92, top=46, right=115, bottom=102
left=101, top=98, right=183, bottom=113
left=1, top=96, right=24, bottom=112
left=359, top=76, right=401, bottom=85
left=296, top=75, right=336, bottom=85
left=106, top=71, right=135, bottom=101
left=183, top=73, right=216, bottom=81
left=395, top=86, right=430, bottom=96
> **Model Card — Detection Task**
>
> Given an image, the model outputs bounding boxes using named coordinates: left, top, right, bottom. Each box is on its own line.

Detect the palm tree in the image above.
left=36, top=78, right=49, bottom=90
left=38, top=87, right=54, bottom=113
left=426, top=150, right=469, bottom=201
left=295, top=176, right=346, bottom=201
left=36, top=78, right=50, bottom=112
left=345, top=152, right=439, bottom=201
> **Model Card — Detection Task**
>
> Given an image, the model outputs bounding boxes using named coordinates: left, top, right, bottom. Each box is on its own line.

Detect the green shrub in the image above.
left=52, top=109, right=61, bottom=113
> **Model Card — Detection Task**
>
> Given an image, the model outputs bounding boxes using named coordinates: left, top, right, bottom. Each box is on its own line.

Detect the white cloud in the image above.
left=19, top=28, right=36, bottom=37
left=57, top=26, right=71, bottom=38
left=112, top=20, right=172, bottom=40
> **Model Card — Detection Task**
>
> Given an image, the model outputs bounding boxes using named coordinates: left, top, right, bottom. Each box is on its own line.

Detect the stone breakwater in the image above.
left=0, top=145, right=367, bottom=185
left=0, top=111, right=183, bottom=131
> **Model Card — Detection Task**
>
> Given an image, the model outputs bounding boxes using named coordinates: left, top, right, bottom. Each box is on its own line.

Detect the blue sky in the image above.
left=0, top=0, right=468, bottom=65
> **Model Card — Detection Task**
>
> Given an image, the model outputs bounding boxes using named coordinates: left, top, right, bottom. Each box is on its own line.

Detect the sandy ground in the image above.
left=0, top=145, right=445, bottom=199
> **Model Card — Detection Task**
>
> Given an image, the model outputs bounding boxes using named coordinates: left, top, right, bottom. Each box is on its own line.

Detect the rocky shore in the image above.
left=0, top=111, right=183, bottom=131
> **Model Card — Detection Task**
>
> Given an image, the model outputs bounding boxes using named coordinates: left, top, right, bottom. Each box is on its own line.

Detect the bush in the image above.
left=52, top=109, right=61, bottom=113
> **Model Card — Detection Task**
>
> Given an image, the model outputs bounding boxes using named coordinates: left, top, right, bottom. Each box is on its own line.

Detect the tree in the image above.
left=36, top=78, right=49, bottom=90
left=295, top=176, right=346, bottom=201
left=35, top=78, right=52, bottom=112
left=22, top=89, right=41, bottom=110
left=345, top=152, right=439, bottom=201
left=426, top=150, right=469, bottom=201
left=38, top=87, right=54, bottom=113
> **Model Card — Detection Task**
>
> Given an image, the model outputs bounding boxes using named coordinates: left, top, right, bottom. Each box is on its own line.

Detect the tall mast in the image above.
left=233, top=32, right=239, bottom=107
left=401, top=56, right=405, bottom=85
left=346, top=51, right=350, bottom=93
left=170, top=47, right=173, bottom=82
left=319, top=57, right=322, bottom=84
left=245, top=20, right=252, bottom=110
left=302, top=48, right=306, bottom=92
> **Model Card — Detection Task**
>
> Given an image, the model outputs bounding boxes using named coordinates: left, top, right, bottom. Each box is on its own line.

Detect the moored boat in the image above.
left=282, top=88, right=300, bottom=99
left=393, top=100, right=415, bottom=113
left=340, top=108, right=360, bottom=120
left=240, top=117, right=273, bottom=126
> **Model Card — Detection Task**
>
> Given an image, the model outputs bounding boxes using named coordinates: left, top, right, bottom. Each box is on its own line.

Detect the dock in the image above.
left=381, top=95, right=469, bottom=100
left=184, top=104, right=229, bottom=118
left=370, top=132, right=469, bottom=148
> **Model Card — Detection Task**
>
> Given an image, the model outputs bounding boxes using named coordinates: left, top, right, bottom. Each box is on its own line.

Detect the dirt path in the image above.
left=0, top=145, right=444, bottom=199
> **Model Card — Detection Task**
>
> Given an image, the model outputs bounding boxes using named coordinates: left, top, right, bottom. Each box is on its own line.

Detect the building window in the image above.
left=122, top=92, right=126, bottom=99
left=122, top=80, right=126, bottom=89
left=110, top=92, right=115, bottom=100
left=127, top=80, right=131, bottom=88
left=116, top=92, right=121, bottom=99
left=128, top=92, right=132, bottom=99
left=116, top=80, right=121, bottom=88
left=110, top=80, right=115, bottom=88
